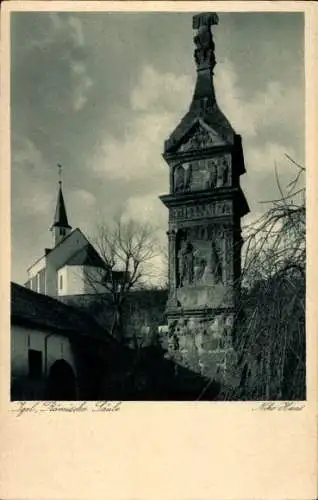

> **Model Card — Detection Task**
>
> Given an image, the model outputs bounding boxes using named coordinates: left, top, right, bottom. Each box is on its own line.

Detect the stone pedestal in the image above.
left=165, top=311, right=239, bottom=387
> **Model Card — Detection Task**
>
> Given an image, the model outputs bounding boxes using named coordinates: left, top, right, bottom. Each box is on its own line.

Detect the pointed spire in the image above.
left=51, top=164, right=71, bottom=230
left=53, top=185, right=71, bottom=228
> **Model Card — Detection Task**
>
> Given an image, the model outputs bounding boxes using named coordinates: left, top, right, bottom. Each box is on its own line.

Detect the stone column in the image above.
left=159, top=13, right=250, bottom=392
left=166, top=229, right=178, bottom=310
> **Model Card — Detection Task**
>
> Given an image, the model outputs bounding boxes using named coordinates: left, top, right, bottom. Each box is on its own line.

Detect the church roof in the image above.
left=63, top=243, right=107, bottom=269
left=11, top=282, right=106, bottom=339
left=26, top=228, right=80, bottom=273
left=52, top=183, right=71, bottom=229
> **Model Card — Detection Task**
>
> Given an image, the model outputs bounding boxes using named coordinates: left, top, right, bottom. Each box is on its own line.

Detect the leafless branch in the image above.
left=84, top=215, right=161, bottom=340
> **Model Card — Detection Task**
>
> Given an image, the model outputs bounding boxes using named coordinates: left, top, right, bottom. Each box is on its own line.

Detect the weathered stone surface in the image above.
left=176, top=284, right=233, bottom=309
left=164, top=313, right=240, bottom=385
left=159, top=14, right=249, bottom=391
left=177, top=123, right=225, bottom=153
left=172, top=155, right=232, bottom=194
left=169, top=200, right=232, bottom=222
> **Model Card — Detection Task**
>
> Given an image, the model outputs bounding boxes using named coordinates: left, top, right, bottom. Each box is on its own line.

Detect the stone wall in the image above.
left=164, top=311, right=239, bottom=387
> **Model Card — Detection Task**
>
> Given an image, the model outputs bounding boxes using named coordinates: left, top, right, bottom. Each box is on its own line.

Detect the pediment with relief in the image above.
left=177, top=121, right=225, bottom=153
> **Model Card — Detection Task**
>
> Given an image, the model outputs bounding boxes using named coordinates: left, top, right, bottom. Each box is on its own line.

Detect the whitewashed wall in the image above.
left=46, top=229, right=88, bottom=296
left=11, top=324, right=77, bottom=379
left=57, top=265, right=107, bottom=296
left=58, top=266, right=85, bottom=296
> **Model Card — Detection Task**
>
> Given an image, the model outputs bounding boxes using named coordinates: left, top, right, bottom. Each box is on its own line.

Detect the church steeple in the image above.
left=51, top=164, right=72, bottom=247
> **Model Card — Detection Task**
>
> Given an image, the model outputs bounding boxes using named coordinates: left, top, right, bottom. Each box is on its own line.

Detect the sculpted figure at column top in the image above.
left=192, top=12, right=219, bottom=33
left=192, top=13, right=219, bottom=68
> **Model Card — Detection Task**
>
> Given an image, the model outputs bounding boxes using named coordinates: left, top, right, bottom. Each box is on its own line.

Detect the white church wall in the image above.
left=57, top=266, right=68, bottom=295
left=27, top=256, right=46, bottom=280
left=45, top=259, right=59, bottom=297
left=46, top=229, right=88, bottom=296
left=58, top=266, right=85, bottom=296
left=57, top=265, right=107, bottom=296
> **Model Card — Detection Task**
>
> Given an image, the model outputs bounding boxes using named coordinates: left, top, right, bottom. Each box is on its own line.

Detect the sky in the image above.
left=10, top=10, right=304, bottom=285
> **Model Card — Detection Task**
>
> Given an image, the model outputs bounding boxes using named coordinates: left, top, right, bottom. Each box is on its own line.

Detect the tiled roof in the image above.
left=11, top=282, right=107, bottom=339
left=26, top=228, right=82, bottom=272
left=63, top=244, right=106, bottom=269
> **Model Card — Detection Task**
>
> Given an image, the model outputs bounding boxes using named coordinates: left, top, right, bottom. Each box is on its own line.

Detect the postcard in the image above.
left=1, top=2, right=317, bottom=499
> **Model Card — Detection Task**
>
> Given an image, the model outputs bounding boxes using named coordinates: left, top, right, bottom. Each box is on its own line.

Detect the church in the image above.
left=24, top=177, right=110, bottom=298
left=11, top=176, right=130, bottom=400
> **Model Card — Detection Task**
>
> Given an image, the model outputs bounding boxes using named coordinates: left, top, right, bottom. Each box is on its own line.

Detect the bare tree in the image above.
left=226, top=155, right=306, bottom=401
left=85, top=215, right=161, bottom=340
left=241, top=156, right=305, bottom=287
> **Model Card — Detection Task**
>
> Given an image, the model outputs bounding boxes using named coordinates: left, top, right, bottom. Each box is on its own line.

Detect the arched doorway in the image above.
left=46, top=359, right=77, bottom=400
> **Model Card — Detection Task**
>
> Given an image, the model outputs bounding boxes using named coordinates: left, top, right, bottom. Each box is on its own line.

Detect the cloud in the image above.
left=122, top=192, right=168, bottom=286
left=70, top=61, right=93, bottom=111
left=243, top=140, right=299, bottom=201
left=67, top=188, right=97, bottom=235
left=91, top=112, right=171, bottom=181
left=91, top=65, right=192, bottom=182
left=24, top=14, right=93, bottom=113
left=131, top=65, right=193, bottom=113
left=68, top=16, right=85, bottom=47
left=123, top=192, right=167, bottom=227
left=240, top=140, right=304, bottom=232
left=20, top=192, right=55, bottom=216
left=30, top=13, right=85, bottom=50
left=91, top=58, right=303, bottom=185
left=12, top=137, right=44, bottom=172
left=244, top=141, right=296, bottom=176
left=213, top=59, right=304, bottom=219
left=11, top=137, right=55, bottom=216
left=70, top=188, right=96, bottom=208
left=215, top=60, right=303, bottom=139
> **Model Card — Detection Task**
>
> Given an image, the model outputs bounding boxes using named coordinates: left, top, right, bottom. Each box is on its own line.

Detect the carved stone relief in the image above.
left=201, top=240, right=222, bottom=284
left=175, top=225, right=226, bottom=288
left=208, top=155, right=230, bottom=188
left=170, top=200, right=232, bottom=222
left=173, top=163, right=192, bottom=193
left=178, top=125, right=216, bottom=152
left=192, top=13, right=218, bottom=70
left=173, top=155, right=231, bottom=193
left=204, top=159, right=218, bottom=189
left=216, top=155, right=230, bottom=187
left=193, top=248, right=207, bottom=283
left=177, top=239, right=194, bottom=287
